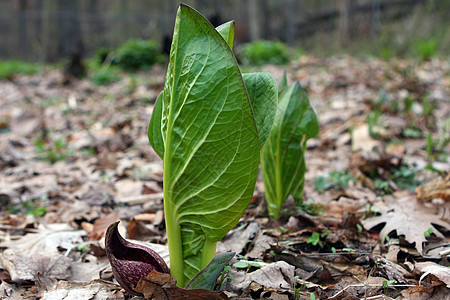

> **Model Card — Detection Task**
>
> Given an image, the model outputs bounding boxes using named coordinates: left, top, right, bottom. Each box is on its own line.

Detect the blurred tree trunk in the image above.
left=120, top=0, right=128, bottom=42
left=17, top=0, right=28, bottom=60
left=338, top=0, right=355, bottom=45
left=57, top=0, right=84, bottom=58
left=33, top=0, right=43, bottom=60
left=260, top=0, right=270, bottom=40
left=248, top=0, right=261, bottom=41
left=285, top=0, right=297, bottom=46
left=87, top=0, right=104, bottom=51
left=40, top=0, right=56, bottom=61
left=371, top=1, right=381, bottom=41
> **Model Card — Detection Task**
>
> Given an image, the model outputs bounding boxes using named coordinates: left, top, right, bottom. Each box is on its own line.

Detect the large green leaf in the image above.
left=261, top=81, right=318, bottom=219
left=242, top=72, right=277, bottom=148
left=148, top=21, right=235, bottom=159
left=156, top=4, right=260, bottom=287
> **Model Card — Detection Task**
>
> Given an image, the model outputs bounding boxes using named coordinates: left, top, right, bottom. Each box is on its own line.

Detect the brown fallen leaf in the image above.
left=229, top=260, right=295, bottom=291
left=134, top=270, right=228, bottom=300
left=90, top=210, right=120, bottom=239
left=416, top=173, right=450, bottom=202
left=10, top=109, right=44, bottom=137
left=2, top=249, right=72, bottom=283
left=362, top=191, right=450, bottom=255
left=400, top=285, right=434, bottom=300
left=415, top=262, right=450, bottom=288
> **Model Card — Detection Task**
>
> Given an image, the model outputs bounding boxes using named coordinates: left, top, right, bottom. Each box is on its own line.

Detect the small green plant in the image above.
left=307, top=230, right=328, bottom=246
left=238, top=40, right=290, bottom=66
left=379, top=46, right=393, bottom=60
left=367, top=109, right=382, bottom=138
left=34, top=137, right=73, bottom=164
left=23, top=200, right=47, bottom=217
left=421, top=119, right=449, bottom=164
left=114, top=39, right=165, bottom=71
left=315, top=169, right=356, bottom=192
left=415, top=39, right=438, bottom=61
left=293, top=275, right=301, bottom=300
left=374, top=179, right=390, bottom=194
left=421, top=95, right=435, bottom=117
left=233, top=259, right=262, bottom=271
left=0, top=60, right=42, bottom=80
left=356, top=224, right=363, bottom=235
left=329, top=170, right=356, bottom=188
left=261, top=76, right=319, bottom=219
left=296, top=199, right=324, bottom=216
left=217, top=265, right=233, bottom=289
left=8, top=199, right=47, bottom=217
left=426, top=132, right=434, bottom=161
left=391, top=166, right=418, bottom=191
left=382, top=279, right=397, bottom=294
left=363, top=204, right=380, bottom=219
left=403, top=96, right=414, bottom=114
left=403, top=127, right=422, bottom=138
left=342, top=248, right=356, bottom=252
left=424, top=227, right=434, bottom=238
left=91, top=67, right=121, bottom=86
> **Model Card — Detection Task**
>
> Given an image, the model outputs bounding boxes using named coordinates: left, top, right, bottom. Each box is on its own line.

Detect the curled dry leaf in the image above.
left=415, top=262, right=450, bottom=288
left=416, top=173, right=450, bottom=203
left=134, top=270, right=228, bottom=300
left=105, top=221, right=169, bottom=295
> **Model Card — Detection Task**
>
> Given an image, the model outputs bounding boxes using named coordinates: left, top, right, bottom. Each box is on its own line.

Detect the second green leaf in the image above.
left=261, top=80, right=319, bottom=219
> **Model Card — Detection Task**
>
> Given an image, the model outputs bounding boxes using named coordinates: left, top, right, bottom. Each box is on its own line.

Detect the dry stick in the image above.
left=330, top=283, right=415, bottom=299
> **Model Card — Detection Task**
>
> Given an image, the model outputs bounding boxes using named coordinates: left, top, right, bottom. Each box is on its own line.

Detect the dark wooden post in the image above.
left=57, top=0, right=84, bottom=59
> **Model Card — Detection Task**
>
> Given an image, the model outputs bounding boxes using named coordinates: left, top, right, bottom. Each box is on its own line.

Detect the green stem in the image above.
left=201, top=237, right=217, bottom=270
left=164, top=190, right=185, bottom=287
left=271, top=145, right=283, bottom=220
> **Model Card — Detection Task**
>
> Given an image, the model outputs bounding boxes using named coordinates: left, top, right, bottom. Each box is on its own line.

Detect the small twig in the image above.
left=301, top=251, right=372, bottom=256
left=330, top=283, right=415, bottom=299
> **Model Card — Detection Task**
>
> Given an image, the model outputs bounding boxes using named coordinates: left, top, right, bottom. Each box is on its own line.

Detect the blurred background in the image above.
left=1, top=0, right=449, bottom=63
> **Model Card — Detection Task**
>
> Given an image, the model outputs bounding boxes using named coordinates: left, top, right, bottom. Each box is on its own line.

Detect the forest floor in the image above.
left=0, top=55, right=449, bottom=299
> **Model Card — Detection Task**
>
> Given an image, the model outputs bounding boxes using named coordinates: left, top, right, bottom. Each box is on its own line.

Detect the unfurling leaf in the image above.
left=105, top=222, right=169, bottom=295
left=261, top=81, right=318, bottom=219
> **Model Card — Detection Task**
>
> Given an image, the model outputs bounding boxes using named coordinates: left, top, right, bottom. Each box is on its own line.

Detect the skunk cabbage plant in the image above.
left=261, top=79, right=319, bottom=220
left=148, top=4, right=276, bottom=287
left=105, top=222, right=170, bottom=295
